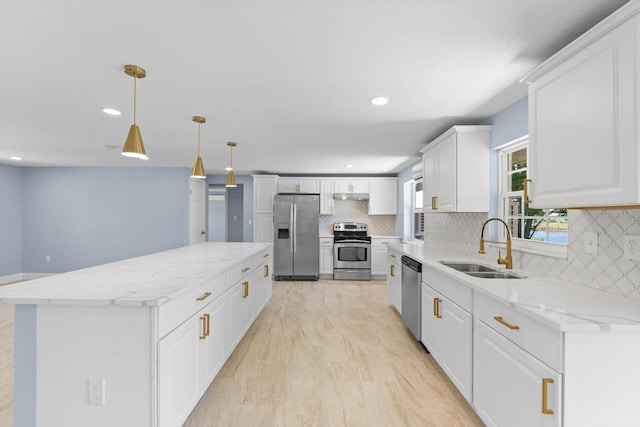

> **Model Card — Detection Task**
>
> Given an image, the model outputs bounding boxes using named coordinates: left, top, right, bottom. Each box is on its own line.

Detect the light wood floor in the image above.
left=0, top=302, right=13, bottom=427
left=0, top=281, right=485, bottom=427
left=184, top=280, right=484, bottom=427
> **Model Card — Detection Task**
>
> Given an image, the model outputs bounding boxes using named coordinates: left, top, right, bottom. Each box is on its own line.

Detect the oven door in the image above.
left=333, top=241, right=371, bottom=269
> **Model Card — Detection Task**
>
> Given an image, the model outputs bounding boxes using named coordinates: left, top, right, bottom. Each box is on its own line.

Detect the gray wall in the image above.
left=481, top=96, right=529, bottom=217
left=206, top=175, right=254, bottom=242
left=1, top=166, right=191, bottom=275
left=0, top=164, right=24, bottom=276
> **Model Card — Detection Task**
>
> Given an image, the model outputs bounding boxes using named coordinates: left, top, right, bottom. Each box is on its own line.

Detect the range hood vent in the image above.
left=333, top=193, right=369, bottom=201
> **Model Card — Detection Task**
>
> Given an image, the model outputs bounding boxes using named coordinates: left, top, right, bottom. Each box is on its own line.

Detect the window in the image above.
left=499, top=137, right=568, bottom=254
left=413, top=180, right=425, bottom=240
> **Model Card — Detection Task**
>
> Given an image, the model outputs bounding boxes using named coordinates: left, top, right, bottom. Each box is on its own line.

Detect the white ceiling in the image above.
left=0, top=0, right=629, bottom=175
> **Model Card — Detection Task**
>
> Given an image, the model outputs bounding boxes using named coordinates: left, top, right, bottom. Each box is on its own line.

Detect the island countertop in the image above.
left=0, top=242, right=272, bottom=307
left=388, top=243, right=640, bottom=333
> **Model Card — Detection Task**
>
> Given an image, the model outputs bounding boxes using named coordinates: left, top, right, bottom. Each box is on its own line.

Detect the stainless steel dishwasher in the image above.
left=401, top=255, right=422, bottom=340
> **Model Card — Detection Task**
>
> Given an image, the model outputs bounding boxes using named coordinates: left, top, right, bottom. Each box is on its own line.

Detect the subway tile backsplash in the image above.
left=318, top=200, right=396, bottom=236
left=424, top=209, right=640, bottom=301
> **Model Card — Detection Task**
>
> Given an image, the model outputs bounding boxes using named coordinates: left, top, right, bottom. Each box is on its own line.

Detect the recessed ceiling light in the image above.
left=346, top=164, right=354, bottom=168
left=10, top=156, right=22, bottom=161
left=369, top=96, right=389, bottom=106
left=225, top=167, right=233, bottom=171
left=102, top=108, right=121, bottom=116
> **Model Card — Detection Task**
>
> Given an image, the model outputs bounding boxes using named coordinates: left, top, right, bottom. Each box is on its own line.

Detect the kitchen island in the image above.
left=0, top=242, right=273, bottom=427
left=388, top=243, right=640, bottom=427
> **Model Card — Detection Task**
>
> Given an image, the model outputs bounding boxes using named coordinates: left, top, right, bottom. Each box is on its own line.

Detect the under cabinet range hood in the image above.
left=333, top=192, right=369, bottom=201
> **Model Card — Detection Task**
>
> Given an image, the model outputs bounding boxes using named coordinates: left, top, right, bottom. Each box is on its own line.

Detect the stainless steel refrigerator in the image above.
left=273, top=194, right=320, bottom=280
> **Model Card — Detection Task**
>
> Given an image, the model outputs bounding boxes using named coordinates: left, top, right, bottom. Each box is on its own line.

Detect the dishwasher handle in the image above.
left=401, top=256, right=422, bottom=272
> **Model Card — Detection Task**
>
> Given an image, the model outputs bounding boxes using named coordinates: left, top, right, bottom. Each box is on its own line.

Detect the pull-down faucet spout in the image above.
left=479, top=217, right=513, bottom=269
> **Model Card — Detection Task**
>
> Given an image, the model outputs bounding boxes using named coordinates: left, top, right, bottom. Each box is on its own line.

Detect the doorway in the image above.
left=208, top=184, right=244, bottom=242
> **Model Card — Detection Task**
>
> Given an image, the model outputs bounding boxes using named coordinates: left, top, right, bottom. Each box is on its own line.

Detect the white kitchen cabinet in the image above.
left=522, top=3, right=640, bottom=208
left=474, top=320, right=561, bottom=427
left=334, top=178, right=369, bottom=194
left=157, top=307, right=202, bottom=427
left=254, top=213, right=273, bottom=243
left=368, top=178, right=397, bottom=215
left=253, top=175, right=277, bottom=242
left=320, top=179, right=334, bottom=215
left=421, top=125, right=491, bottom=212
left=386, top=249, right=402, bottom=313
left=277, top=177, right=320, bottom=194
left=372, top=237, right=401, bottom=276
left=319, top=237, right=334, bottom=276
left=252, top=175, right=278, bottom=213
left=225, top=269, right=260, bottom=357
left=420, top=267, right=473, bottom=403
left=157, top=291, right=227, bottom=427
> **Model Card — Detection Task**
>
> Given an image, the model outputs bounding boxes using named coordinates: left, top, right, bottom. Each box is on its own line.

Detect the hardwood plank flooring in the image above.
left=183, top=280, right=484, bottom=427
left=0, top=302, right=13, bottom=427
left=0, top=280, right=484, bottom=427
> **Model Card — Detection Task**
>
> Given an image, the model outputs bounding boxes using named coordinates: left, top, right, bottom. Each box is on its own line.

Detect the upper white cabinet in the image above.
left=252, top=175, right=278, bottom=243
left=421, top=125, right=492, bottom=212
left=319, top=179, right=334, bottom=215
left=369, top=178, right=398, bottom=215
left=277, top=178, right=320, bottom=194
left=253, top=175, right=278, bottom=214
left=334, top=178, right=370, bottom=194
left=522, top=3, right=640, bottom=208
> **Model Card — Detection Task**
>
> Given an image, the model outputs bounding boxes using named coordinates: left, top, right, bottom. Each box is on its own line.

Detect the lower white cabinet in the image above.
left=158, top=294, right=226, bottom=427
left=319, top=238, right=334, bottom=275
left=386, top=250, right=402, bottom=313
left=254, top=213, right=273, bottom=243
left=474, top=320, right=561, bottom=427
left=420, top=282, right=473, bottom=402
left=373, top=238, right=401, bottom=276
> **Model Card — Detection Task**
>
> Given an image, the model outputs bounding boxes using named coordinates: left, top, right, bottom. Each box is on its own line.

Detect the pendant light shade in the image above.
left=225, top=141, right=237, bottom=187
left=190, top=116, right=207, bottom=179
left=121, top=65, right=148, bottom=160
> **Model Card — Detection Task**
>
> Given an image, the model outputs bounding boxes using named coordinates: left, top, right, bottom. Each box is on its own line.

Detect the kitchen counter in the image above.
left=4, top=242, right=273, bottom=427
left=388, top=243, right=640, bottom=332
left=0, top=242, right=271, bottom=306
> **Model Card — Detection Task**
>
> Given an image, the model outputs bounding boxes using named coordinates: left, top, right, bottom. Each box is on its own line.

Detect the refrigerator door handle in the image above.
left=293, top=203, right=297, bottom=253
left=290, top=203, right=294, bottom=253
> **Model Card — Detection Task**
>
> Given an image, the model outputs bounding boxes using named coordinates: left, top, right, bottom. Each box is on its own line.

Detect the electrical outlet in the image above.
left=584, top=231, right=598, bottom=254
left=623, top=235, right=640, bottom=260
left=45, top=255, right=51, bottom=262
left=88, top=379, right=105, bottom=406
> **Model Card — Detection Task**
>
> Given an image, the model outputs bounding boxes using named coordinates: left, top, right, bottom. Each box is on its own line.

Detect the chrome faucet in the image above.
left=479, top=218, right=513, bottom=269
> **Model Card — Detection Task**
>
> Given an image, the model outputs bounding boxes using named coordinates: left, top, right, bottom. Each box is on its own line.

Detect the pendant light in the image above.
left=121, top=65, right=148, bottom=160
left=225, top=141, right=237, bottom=187
left=190, top=116, right=206, bottom=178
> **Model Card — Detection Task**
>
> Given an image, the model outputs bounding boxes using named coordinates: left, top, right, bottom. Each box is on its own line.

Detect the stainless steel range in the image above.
left=333, top=222, right=371, bottom=281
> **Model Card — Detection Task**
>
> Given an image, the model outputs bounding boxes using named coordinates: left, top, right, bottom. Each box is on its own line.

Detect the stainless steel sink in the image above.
left=464, top=271, right=523, bottom=279
left=440, top=261, right=524, bottom=279
left=440, top=262, right=497, bottom=272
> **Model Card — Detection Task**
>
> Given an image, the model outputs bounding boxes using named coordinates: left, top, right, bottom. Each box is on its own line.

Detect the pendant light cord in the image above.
left=197, top=123, right=201, bottom=155
left=133, top=76, right=137, bottom=125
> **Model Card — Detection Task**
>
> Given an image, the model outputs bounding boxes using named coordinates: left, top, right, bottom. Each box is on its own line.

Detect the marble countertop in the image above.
left=0, top=242, right=271, bottom=307
left=389, top=243, right=640, bottom=333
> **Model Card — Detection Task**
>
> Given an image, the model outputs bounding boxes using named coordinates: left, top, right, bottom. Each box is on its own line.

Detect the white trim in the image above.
left=0, top=273, right=51, bottom=285
left=488, top=239, right=568, bottom=259
left=493, top=134, right=529, bottom=151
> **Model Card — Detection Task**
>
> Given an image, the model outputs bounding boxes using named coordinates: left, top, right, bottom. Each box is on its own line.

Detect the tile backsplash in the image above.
left=318, top=200, right=396, bottom=236
left=424, top=209, right=640, bottom=301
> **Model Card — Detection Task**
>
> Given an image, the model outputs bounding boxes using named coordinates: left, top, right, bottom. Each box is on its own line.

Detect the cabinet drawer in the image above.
left=387, top=250, right=401, bottom=265
left=319, top=237, right=334, bottom=246
left=158, top=274, right=226, bottom=338
left=475, top=292, right=563, bottom=372
left=226, top=248, right=271, bottom=289
left=423, top=266, right=473, bottom=313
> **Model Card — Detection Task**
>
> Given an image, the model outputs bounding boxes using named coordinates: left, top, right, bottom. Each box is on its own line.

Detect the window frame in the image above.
left=496, top=136, right=568, bottom=259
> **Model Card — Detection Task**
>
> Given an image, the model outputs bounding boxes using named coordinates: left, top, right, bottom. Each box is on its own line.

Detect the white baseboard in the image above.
left=0, top=273, right=51, bottom=286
